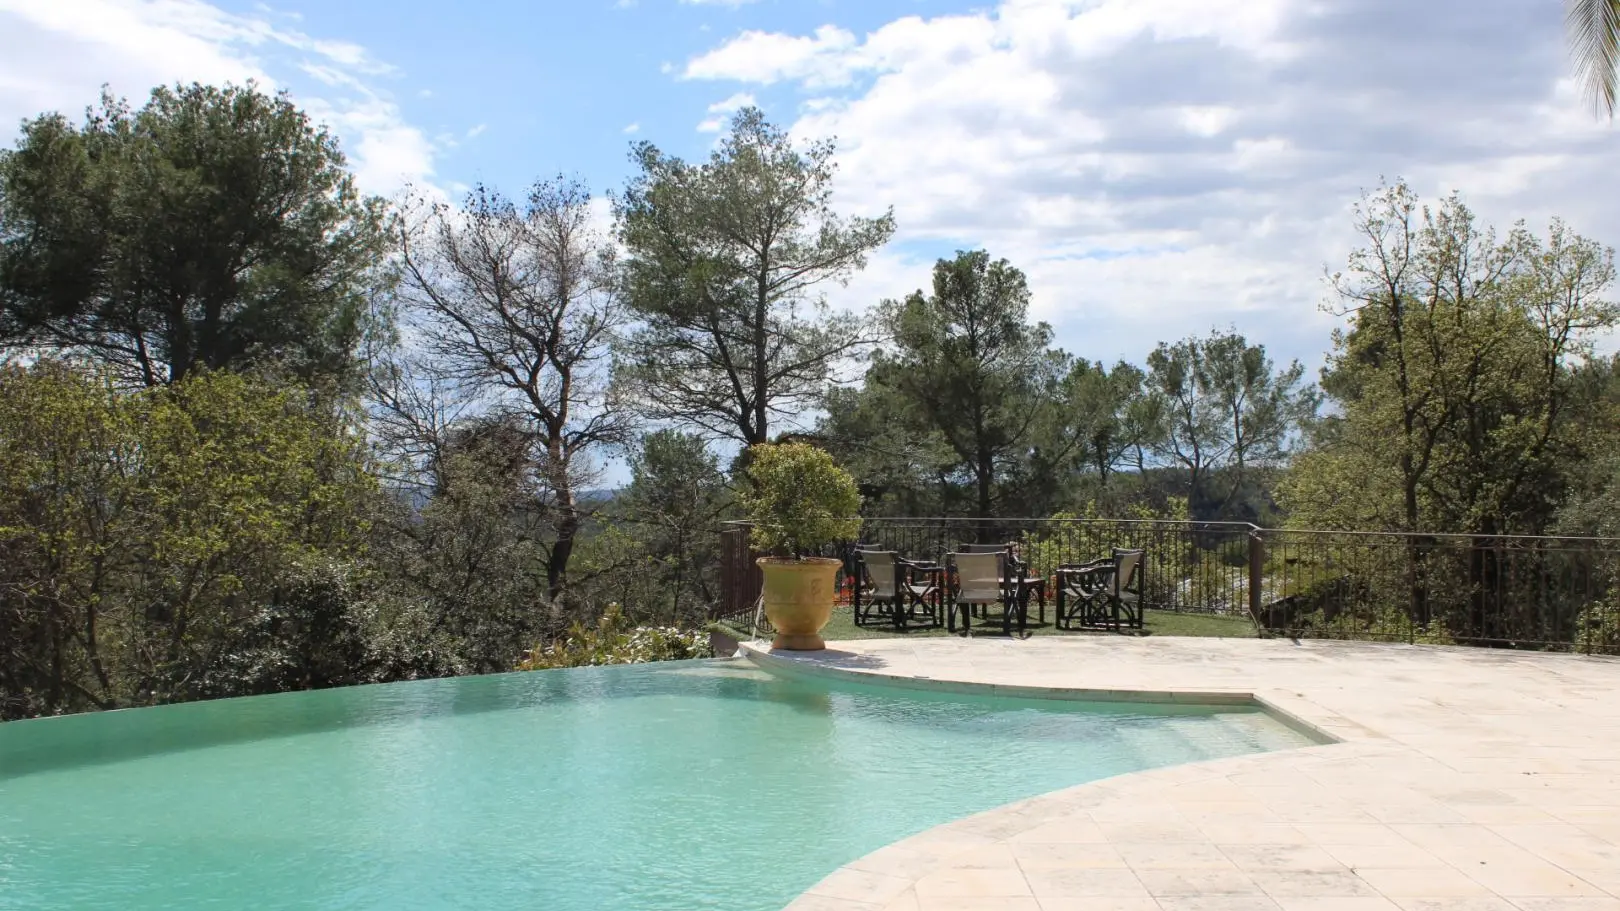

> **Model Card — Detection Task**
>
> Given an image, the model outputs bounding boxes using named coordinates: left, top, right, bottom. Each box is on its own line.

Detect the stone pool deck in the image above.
left=743, top=636, right=1620, bottom=911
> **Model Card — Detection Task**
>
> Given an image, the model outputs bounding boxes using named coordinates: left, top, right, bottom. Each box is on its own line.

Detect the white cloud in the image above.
left=681, top=0, right=758, bottom=7
left=682, top=0, right=1620, bottom=369
left=623, top=121, right=641, bottom=134
left=685, top=24, right=862, bottom=87
left=0, top=0, right=436, bottom=196
left=1179, top=106, right=1238, bottom=137
left=466, top=123, right=487, bottom=139
left=696, top=90, right=757, bottom=132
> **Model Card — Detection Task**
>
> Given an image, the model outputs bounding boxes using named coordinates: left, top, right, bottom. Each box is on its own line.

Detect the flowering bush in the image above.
left=517, top=604, right=714, bottom=669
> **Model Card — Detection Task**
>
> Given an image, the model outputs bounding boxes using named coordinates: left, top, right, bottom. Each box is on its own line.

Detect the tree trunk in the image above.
left=547, top=510, right=579, bottom=602
left=1467, top=515, right=1501, bottom=645
left=751, top=273, right=770, bottom=445
left=976, top=452, right=993, bottom=511
left=168, top=294, right=194, bottom=383
left=1401, top=469, right=1431, bottom=629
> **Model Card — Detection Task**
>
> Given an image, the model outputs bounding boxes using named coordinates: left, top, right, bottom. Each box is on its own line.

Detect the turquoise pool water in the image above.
left=0, top=660, right=1314, bottom=911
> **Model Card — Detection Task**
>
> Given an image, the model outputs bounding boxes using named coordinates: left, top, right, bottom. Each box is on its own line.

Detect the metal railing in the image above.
left=714, top=517, right=1620, bottom=655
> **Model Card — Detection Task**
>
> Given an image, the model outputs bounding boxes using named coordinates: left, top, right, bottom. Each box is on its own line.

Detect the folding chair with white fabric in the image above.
left=946, top=551, right=1026, bottom=637
left=854, top=550, right=941, bottom=630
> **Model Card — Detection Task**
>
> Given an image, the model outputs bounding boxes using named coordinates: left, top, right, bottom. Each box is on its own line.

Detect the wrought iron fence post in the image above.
left=1248, top=529, right=1265, bottom=624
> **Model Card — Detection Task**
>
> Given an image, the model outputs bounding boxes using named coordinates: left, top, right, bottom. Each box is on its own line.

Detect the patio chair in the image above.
left=947, top=551, right=1026, bottom=637
left=1055, top=548, right=1145, bottom=632
left=842, top=543, right=880, bottom=613
left=954, top=543, right=1013, bottom=619
left=954, top=543, right=1046, bottom=624
left=855, top=550, right=942, bottom=630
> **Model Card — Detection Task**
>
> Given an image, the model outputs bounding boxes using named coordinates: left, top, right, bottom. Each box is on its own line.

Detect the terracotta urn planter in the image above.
left=757, top=556, right=842, bottom=650
left=740, top=442, right=864, bottom=651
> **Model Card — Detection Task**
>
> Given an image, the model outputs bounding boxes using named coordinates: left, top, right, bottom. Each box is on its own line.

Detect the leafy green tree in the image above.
left=1199, top=330, right=1317, bottom=507
left=1144, top=336, right=1227, bottom=513
left=616, top=430, right=733, bottom=623
left=1145, top=328, right=1313, bottom=517
left=613, top=107, right=895, bottom=444
left=867, top=251, right=1068, bottom=519
left=1055, top=359, right=1149, bottom=491
left=0, top=362, right=378, bottom=718
left=1285, top=181, right=1617, bottom=535
left=817, top=383, right=959, bottom=516
left=0, top=83, right=390, bottom=388
left=366, top=419, right=559, bottom=676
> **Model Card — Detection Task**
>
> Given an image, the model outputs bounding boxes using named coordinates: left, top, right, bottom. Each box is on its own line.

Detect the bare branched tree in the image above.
left=393, top=178, right=628, bottom=599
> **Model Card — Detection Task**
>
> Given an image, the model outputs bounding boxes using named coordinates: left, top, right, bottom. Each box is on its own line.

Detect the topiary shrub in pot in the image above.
left=741, top=442, right=862, bottom=650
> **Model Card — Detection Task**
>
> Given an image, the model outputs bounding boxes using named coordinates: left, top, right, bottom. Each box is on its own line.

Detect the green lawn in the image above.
left=714, top=603, right=1258, bottom=642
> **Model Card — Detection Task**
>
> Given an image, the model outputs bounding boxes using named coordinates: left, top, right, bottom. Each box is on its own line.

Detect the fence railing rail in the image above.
left=714, top=517, right=1620, bottom=655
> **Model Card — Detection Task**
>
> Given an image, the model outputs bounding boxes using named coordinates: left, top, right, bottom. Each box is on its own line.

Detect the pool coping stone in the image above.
left=736, top=636, right=1620, bottom=911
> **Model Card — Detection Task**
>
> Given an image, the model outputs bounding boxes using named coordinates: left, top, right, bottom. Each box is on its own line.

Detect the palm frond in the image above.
left=1568, top=0, right=1620, bottom=118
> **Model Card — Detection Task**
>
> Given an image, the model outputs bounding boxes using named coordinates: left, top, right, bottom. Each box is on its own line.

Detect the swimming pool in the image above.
left=0, top=659, right=1315, bottom=911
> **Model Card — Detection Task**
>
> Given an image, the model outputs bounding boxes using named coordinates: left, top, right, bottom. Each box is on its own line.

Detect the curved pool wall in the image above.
left=0, top=659, right=1319, bottom=911
left=740, top=643, right=1340, bottom=746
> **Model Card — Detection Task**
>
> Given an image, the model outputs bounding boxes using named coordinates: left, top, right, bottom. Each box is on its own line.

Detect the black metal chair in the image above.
left=1055, top=548, right=1145, bottom=632
left=855, top=550, right=942, bottom=630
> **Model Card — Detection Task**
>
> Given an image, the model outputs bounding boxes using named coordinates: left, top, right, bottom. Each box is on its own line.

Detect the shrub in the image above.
left=740, top=442, right=861, bottom=558
left=0, top=362, right=379, bottom=717
left=517, top=605, right=714, bottom=669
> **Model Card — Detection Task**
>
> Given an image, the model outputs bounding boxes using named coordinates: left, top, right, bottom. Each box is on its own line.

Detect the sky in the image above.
left=1, top=0, right=1617, bottom=483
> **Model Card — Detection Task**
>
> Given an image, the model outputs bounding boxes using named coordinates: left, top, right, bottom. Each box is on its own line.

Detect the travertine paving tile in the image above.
left=1011, top=842, right=1127, bottom=871
left=788, top=895, right=883, bottom=911
left=1353, top=866, right=1494, bottom=897
left=1116, top=841, right=1236, bottom=870
left=914, top=869, right=1031, bottom=899
left=766, top=639, right=1620, bottom=911
left=914, top=897, right=1041, bottom=911
left=1249, top=870, right=1384, bottom=898
left=1392, top=898, right=1519, bottom=911
left=1137, top=868, right=1266, bottom=897
left=1510, top=898, right=1620, bottom=911
left=1321, top=842, right=1446, bottom=869
left=1028, top=897, right=1159, bottom=911
left=1022, top=868, right=1150, bottom=899
left=1271, top=899, right=1403, bottom=911
left=879, top=890, right=920, bottom=911
left=1219, top=844, right=1348, bottom=874
left=809, top=869, right=919, bottom=905
left=1156, top=896, right=1285, bottom=910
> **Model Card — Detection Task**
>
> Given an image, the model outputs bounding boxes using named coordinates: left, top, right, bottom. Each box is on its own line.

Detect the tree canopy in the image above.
left=1282, top=180, right=1618, bottom=535
left=866, top=250, right=1066, bottom=518
left=0, top=83, right=390, bottom=388
left=613, top=107, right=894, bottom=445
